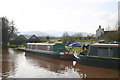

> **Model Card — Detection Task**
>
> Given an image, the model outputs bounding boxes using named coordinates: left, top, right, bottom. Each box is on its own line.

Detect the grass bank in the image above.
left=65, top=46, right=81, bottom=52
left=75, top=39, right=103, bottom=42
left=8, top=43, right=26, bottom=48
left=50, top=38, right=61, bottom=43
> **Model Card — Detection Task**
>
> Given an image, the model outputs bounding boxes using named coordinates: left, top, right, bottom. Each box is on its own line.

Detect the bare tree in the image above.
left=2, top=17, right=17, bottom=49
left=105, top=26, right=111, bottom=31
left=104, top=26, right=119, bottom=42
left=72, top=33, right=83, bottom=40
left=46, top=36, right=50, bottom=43
left=62, top=32, right=74, bottom=44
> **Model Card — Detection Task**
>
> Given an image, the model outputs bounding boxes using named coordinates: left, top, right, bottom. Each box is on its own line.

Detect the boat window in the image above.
left=112, top=47, right=120, bottom=58
left=35, top=45, right=37, bottom=49
left=30, top=45, right=32, bottom=49
left=97, top=47, right=113, bottom=57
left=27, top=45, right=29, bottom=48
left=88, top=46, right=97, bottom=56
left=118, top=47, right=120, bottom=58
left=47, top=46, right=50, bottom=50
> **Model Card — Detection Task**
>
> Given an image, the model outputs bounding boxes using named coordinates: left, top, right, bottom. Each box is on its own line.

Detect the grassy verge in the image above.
left=17, top=45, right=26, bottom=48
left=8, top=43, right=26, bottom=48
left=51, top=38, right=105, bottom=43
left=8, top=44, right=16, bottom=48
left=65, top=46, right=81, bottom=52
left=75, top=39, right=104, bottom=42
left=50, top=38, right=60, bottom=43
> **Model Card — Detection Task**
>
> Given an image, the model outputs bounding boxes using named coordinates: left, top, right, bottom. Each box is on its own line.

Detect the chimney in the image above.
left=99, top=25, right=101, bottom=28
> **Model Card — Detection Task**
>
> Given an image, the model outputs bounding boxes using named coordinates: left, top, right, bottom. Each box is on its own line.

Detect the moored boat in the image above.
left=73, top=43, right=120, bottom=69
left=22, top=43, right=74, bottom=60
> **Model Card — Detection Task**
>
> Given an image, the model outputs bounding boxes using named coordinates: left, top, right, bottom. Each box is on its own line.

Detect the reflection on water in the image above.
left=25, top=54, right=81, bottom=78
left=1, top=48, right=120, bottom=78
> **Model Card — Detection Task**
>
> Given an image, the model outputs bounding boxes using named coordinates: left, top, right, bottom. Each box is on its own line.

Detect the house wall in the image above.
left=96, top=26, right=104, bottom=38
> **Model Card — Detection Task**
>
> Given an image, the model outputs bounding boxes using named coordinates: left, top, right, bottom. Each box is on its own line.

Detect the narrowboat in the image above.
left=23, top=43, right=74, bottom=60
left=73, top=43, right=120, bottom=69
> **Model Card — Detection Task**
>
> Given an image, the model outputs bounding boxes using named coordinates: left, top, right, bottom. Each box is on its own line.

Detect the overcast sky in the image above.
left=0, top=0, right=119, bottom=34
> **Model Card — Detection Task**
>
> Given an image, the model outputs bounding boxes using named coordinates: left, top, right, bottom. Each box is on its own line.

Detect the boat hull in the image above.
left=22, top=49, right=75, bottom=61
left=75, top=55, right=120, bottom=69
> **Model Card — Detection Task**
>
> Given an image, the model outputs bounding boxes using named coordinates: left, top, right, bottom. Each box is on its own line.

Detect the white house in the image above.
left=96, top=25, right=104, bottom=39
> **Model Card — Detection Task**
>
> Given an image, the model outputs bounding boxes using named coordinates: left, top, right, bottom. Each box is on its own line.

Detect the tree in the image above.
left=62, top=32, right=74, bottom=44
left=105, top=26, right=111, bottom=31
left=72, top=33, right=83, bottom=40
left=2, top=17, right=17, bottom=49
left=9, top=35, right=28, bottom=45
left=104, top=26, right=119, bottom=42
left=86, top=34, right=95, bottom=40
left=0, top=22, right=2, bottom=49
left=104, top=31, right=118, bottom=41
left=46, top=36, right=50, bottom=42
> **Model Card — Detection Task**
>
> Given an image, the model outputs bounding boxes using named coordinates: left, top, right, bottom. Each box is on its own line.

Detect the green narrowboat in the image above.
left=74, top=43, right=120, bottom=69
left=22, top=43, right=74, bottom=60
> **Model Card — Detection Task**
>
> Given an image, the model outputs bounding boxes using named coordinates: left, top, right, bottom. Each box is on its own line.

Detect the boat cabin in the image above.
left=27, top=43, right=65, bottom=52
left=87, top=43, right=120, bottom=58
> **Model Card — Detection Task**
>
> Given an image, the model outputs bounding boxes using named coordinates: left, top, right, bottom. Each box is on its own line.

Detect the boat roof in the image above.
left=90, top=43, right=120, bottom=47
left=27, top=43, right=55, bottom=46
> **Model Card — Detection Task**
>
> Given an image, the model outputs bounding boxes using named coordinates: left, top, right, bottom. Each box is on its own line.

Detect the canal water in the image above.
left=1, top=48, right=119, bottom=78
